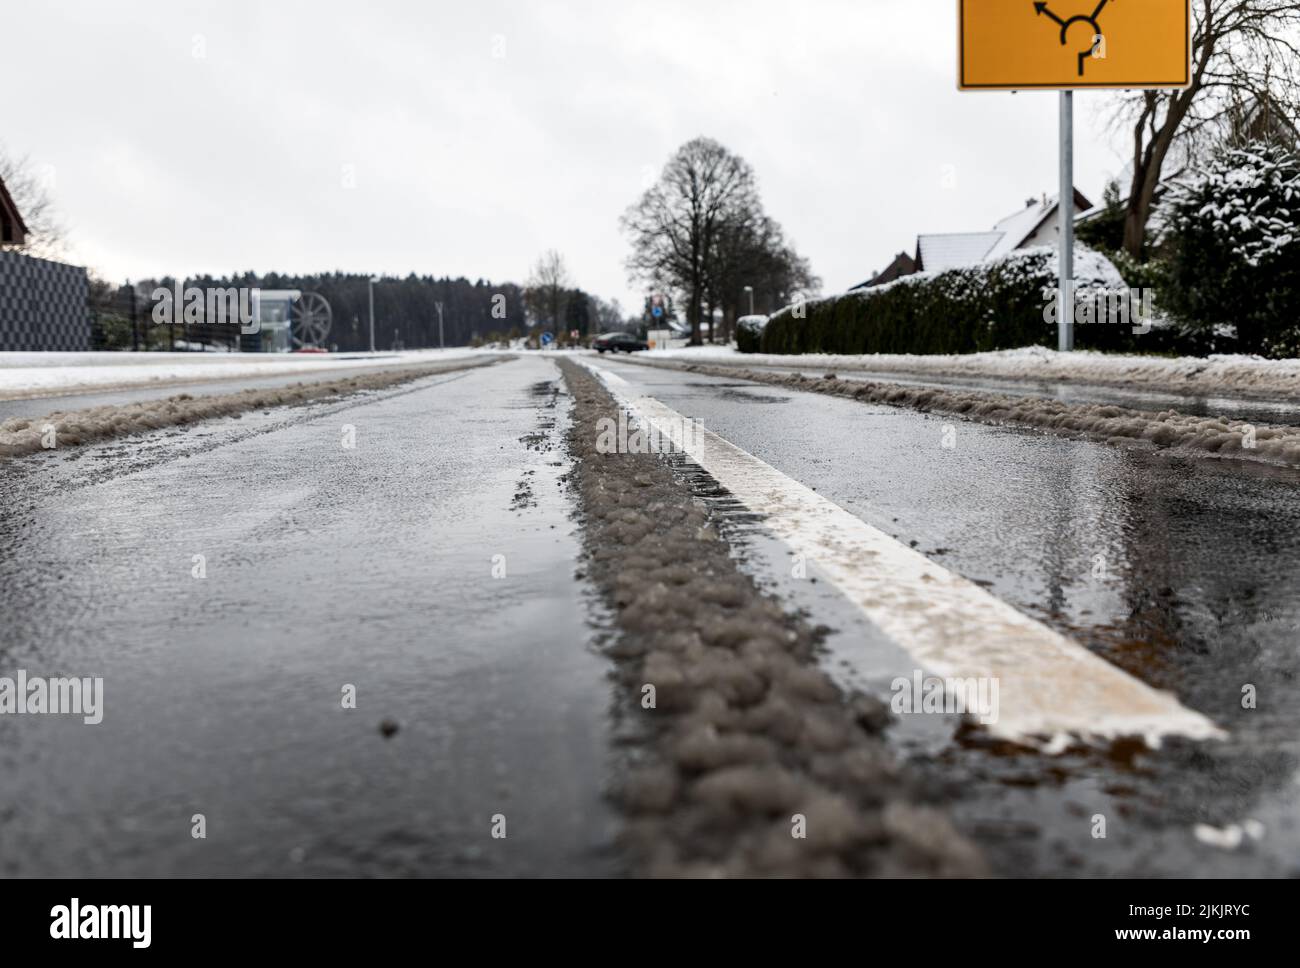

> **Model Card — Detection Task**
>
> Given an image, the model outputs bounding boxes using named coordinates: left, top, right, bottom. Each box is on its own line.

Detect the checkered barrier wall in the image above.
left=0, top=249, right=91, bottom=351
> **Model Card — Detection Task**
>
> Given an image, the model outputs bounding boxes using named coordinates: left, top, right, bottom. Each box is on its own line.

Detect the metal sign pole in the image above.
left=1058, top=90, right=1074, bottom=352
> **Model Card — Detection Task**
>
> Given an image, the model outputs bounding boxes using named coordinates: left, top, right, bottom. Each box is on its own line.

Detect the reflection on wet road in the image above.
left=597, top=355, right=1300, bottom=877
left=0, top=357, right=616, bottom=876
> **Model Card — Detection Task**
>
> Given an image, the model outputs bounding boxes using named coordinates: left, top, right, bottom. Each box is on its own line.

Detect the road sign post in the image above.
left=958, top=0, right=1190, bottom=352
left=1059, top=90, right=1073, bottom=352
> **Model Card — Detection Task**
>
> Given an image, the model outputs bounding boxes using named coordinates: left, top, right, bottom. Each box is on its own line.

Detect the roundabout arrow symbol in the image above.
left=1035, top=0, right=1110, bottom=77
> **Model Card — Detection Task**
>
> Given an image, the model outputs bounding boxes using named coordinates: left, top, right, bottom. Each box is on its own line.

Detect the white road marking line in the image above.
left=581, top=359, right=1225, bottom=750
left=590, top=365, right=629, bottom=386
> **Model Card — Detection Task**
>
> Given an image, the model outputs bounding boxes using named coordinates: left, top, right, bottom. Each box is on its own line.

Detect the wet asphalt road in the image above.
left=0, top=356, right=617, bottom=876
left=592, top=354, right=1300, bottom=877
left=5, top=348, right=1300, bottom=877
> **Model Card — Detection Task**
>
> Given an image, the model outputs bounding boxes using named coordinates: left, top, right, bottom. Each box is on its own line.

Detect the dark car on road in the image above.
left=593, top=332, right=649, bottom=354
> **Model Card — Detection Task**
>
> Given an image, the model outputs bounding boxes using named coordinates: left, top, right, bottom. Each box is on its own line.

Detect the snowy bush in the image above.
left=762, top=244, right=1160, bottom=356
left=1155, top=140, right=1300, bottom=358
left=736, top=314, right=768, bottom=353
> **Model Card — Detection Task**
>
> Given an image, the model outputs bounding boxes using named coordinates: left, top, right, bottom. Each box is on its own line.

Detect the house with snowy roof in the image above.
left=855, top=188, right=1093, bottom=288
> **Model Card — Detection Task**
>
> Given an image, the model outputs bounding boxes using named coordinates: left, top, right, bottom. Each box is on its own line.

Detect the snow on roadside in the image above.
left=646, top=345, right=1300, bottom=401
left=0, top=348, right=483, bottom=399
left=0, top=356, right=498, bottom=458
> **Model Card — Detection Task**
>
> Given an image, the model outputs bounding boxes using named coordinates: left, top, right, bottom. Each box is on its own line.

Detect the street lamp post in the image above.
left=368, top=276, right=379, bottom=353
left=743, top=285, right=754, bottom=317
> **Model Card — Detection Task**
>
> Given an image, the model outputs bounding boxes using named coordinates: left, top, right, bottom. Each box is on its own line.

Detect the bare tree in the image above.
left=622, top=138, right=758, bottom=345
left=588, top=295, right=624, bottom=335
left=706, top=203, right=764, bottom=344
left=1221, top=89, right=1300, bottom=149
left=709, top=210, right=819, bottom=342
left=1114, top=0, right=1300, bottom=257
left=523, top=249, right=571, bottom=335
left=0, top=145, right=66, bottom=259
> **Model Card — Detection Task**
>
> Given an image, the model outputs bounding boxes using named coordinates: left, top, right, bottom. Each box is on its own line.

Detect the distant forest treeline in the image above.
left=98, top=272, right=539, bottom=351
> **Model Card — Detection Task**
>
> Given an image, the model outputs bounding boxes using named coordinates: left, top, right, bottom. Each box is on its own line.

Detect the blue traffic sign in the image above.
left=540, top=331, right=554, bottom=346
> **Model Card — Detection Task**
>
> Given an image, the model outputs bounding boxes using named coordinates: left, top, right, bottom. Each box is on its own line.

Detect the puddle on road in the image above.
left=684, top=381, right=793, bottom=405
left=717, top=390, right=792, bottom=404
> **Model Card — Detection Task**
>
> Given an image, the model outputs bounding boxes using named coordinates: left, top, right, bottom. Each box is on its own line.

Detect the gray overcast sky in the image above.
left=6, top=0, right=1128, bottom=313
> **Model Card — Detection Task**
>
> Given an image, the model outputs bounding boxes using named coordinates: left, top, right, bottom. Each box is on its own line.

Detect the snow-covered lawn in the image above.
left=645, top=345, right=1300, bottom=401
left=0, top=348, right=483, bottom=398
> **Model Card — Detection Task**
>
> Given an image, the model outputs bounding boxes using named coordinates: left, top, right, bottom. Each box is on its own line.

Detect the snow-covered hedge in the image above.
left=762, top=245, right=1170, bottom=357
left=1155, top=140, right=1300, bottom=358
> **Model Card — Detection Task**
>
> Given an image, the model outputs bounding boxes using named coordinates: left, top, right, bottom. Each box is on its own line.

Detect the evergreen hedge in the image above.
left=759, top=246, right=1175, bottom=356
